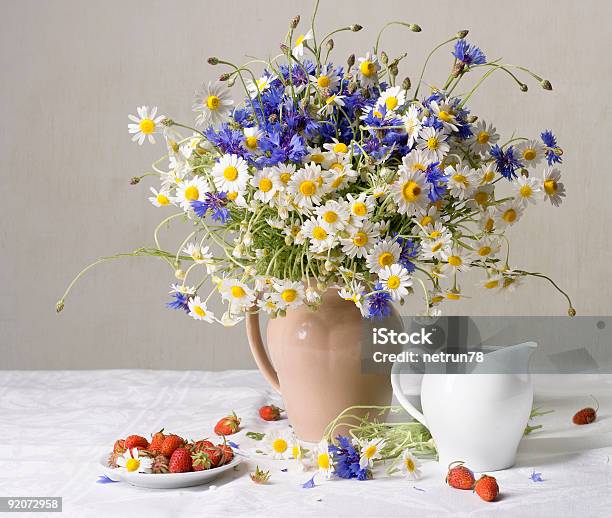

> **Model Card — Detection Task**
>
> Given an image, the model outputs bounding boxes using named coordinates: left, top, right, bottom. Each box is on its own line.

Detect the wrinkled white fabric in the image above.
left=0, top=370, right=611, bottom=517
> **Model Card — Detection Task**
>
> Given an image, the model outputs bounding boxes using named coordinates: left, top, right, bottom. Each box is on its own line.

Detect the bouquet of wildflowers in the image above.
left=58, top=1, right=574, bottom=323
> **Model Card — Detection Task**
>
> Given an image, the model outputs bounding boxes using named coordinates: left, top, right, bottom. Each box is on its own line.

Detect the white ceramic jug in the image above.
left=391, top=342, right=537, bottom=472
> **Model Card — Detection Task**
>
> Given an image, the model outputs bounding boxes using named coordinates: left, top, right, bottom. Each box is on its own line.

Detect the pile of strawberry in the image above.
left=108, top=429, right=234, bottom=474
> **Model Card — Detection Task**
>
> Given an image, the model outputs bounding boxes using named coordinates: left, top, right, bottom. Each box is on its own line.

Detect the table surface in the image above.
left=1, top=370, right=611, bottom=518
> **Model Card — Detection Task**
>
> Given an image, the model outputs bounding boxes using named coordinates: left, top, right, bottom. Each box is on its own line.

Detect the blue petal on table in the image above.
left=302, top=475, right=316, bottom=488
left=530, top=470, right=544, bottom=482
left=228, top=441, right=240, bottom=449
left=96, top=475, right=119, bottom=484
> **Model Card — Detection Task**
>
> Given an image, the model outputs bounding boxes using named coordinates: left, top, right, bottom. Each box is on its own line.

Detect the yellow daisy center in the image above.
left=474, top=190, right=489, bottom=205
left=387, top=275, right=401, bottom=289
left=125, top=458, right=140, bottom=472
left=330, top=162, right=344, bottom=172
left=184, top=186, right=199, bottom=201
left=385, top=96, right=398, bottom=110
left=426, top=137, right=439, bottom=150
left=353, top=232, right=368, bottom=247
left=317, top=75, right=331, bottom=88
left=272, top=438, right=288, bottom=453
left=412, top=163, right=426, bottom=172
left=438, top=110, right=452, bottom=122
left=360, top=61, right=376, bottom=77
left=448, top=255, right=462, bottom=267
left=429, top=230, right=441, bottom=239
left=318, top=453, right=330, bottom=469
left=431, top=242, right=442, bottom=253
left=519, top=184, right=533, bottom=198
left=405, top=457, right=416, bottom=472
left=231, top=285, right=246, bottom=298
left=331, top=175, right=345, bottom=189
left=194, top=306, right=206, bottom=317
left=484, top=279, right=500, bottom=289
left=477, top=131, right=490, bottom=144
left=431, top=295, right=444, bottom=303
left=156, top=194, right=169, bottom=206
left=402, top=181, right=422, bottom=202
left=482, top=170, right=495, bottom=183
left=446, top=292, right=461, bottom=300
left=245, top=136, right=258, bottom=150
left=281, top=289, right=297, bottom=302
left=227, top=191, right=238, bottom=201
left=312, top=226, right=328, bottom=240
left=373, top=110, right=383, bottom=119
left=292, top=445, right=301, bottom=459
left=258, top=178, right=273, bottom=192
left=364, top=444, right=377, bottom=459
left=478, top=246, right=492, bottom=257
left=503, top=209, right=517, bottom=223
left=323, top=211, right=338, bottom=223
left=484, top=218, right=494, bottom=232
left=522, top=148, right=536, bottom=161
left=223, top=166, right=238, bottom=181
left=280, top=172, right=292, bottom=184
left=544, top=179, right=558, bottom=194
left=333, top=142, right=348, bottom=153
left=295, top=34, right=305, bottom=46
left=326, top=95, right=336, bottom=105
left=452, top=174, right=468, bottom=186
left=206, top=95, right=220, bottom=110
left=139, top=119, right=155, bottom=134
left=299, top=180, right=316, bottom=196
left=311, top=153, right=325, bottom=164
left=420, top=215, right=433, bottom=226
left=378, top=252, right=394, bottom=267
left=352, top=202, right=367, bottom=216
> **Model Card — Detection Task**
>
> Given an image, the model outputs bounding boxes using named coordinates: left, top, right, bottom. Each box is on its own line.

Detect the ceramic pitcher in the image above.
left=391, top=342, right=537, bottom=471
left=246, top=288, right=394, bottom=442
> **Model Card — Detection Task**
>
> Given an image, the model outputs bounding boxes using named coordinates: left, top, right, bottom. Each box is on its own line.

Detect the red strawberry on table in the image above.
left=125, top=435, right=149, bottom=450
left=259, top=405, right=283, bottom=421
left=573, top=397, right=598, bottom=425
left=446, top=461, right=475, bottom=490
left=214, top=412, right=241, bottom=436
left=160, top=434, right=185, bottom=457
left=169, top=448, right=193, bottom=473
left=474, top=474, right=499, bottom=502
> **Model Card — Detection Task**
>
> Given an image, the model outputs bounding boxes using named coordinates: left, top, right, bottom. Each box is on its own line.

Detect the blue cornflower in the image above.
left=453, top=39, right=486, bottom=66
left=541, top=130, right=562, bottom=164
left=396, top=237, right=420, bottom=273
left=367, top=283, right=393, bottom=320
left=329, top=436, right=371, bottom=480
left=425, top=162, right=449, bottom=202
left=490, top=144, right=522, bottom=180
left=191, top=192, right=230, bottom=223
left=166, top=292, right=190, bottom=312
left=204, top=124, right=246, bottom=157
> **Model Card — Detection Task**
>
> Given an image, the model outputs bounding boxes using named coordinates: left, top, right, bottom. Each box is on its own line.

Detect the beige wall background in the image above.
left=1, top=0, right=610, bottom=369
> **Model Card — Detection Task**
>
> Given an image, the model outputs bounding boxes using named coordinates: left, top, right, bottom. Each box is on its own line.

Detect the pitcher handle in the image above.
left=390, top=364, right=427, bottom=427
left=246, top=311, right=281, bottom=393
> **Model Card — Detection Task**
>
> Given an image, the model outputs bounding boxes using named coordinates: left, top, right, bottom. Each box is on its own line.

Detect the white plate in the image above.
left=100, top=454, right=242, bottom=489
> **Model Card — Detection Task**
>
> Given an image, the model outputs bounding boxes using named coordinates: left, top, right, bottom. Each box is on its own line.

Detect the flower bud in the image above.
left=389, top=64, right=398, bottom=77
left=243, top=232, right=253, bottom=246
left=467, top=115, right=478, bottom=123
left=129, top=176, right=141, bottom=185
left=402, top=77, right=411, bottom=90
left=55, top=300, right=64, bottom=313
left=347, top=54, right=355, bottom=67
left=280, top=43, right=289, bottom=54
left=290, top=15, right=300, bottom=29
left=568, top=307, right=576, bottom=317
left=278, top=309, right=287, bottom=318
left=519, top=83, right=528, bottom=92
left=161, top=117, right=174, bottom=126
left=324, top=260, right=335, bottom=272
left=456, top=30, right=469, bottom=39
left=284, top=235, right=292, bottom=245
left=174, top=269, right=185, bottom=280
left=326, top=38, right=334, bottom=51
left=207, top=57, right=219, bottom=65
left=409, top=24, right=422, bottom=32
left=541, top=79, right=553, bottom=91
left=219, top=73, right=231, bottom=81
left=520, top=168, right=529, bottom=177
left=350, top=24, right=363, bottom=32
left=380, top=51, right=389, bottom=65
left=228, top=76, right=236, bottom=87
left=317, top=280, right=327, bottom=291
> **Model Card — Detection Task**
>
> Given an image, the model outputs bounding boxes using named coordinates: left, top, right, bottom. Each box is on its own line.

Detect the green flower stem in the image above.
left=374, top=21, right=421, bottom=56
left=154, top=213, right=185, bottom=268
left=516, top=270, right=575, bottom=315
left=413, top=36, right=459, bottom=100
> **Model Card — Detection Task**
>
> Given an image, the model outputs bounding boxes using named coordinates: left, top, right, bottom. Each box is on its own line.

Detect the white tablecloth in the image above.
left=1, top=370, right=611, bottom=517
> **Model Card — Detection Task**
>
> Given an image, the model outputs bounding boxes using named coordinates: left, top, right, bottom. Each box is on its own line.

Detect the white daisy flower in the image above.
left=247, top=74, right=276, bottom=99
left=542, top=167, right=565, bottom=206
left=377, top=86, right=407, bottom=112
left=257, top=293, right=279, bottom=315
left=473, top=236, right=500, bottom=260
left=416, top=126, right=450, bottom=162
left=479, top=206, right=497, bottom=233
left=128, top=106, right=165, bottom=145
left=516, top=139, right=545, bottom=167
left=266, top=430, right=292, bottom=459
left=514, top=175, right=543, bottom=205
left=429, top=98, right=458, bottom=131
left=315, top=439, right=334, bottom=479
left=319, top=94, right=346, bottom=115
left=323, top=161, right=359, bottom=191
left=496, top=199, right=525, bottom=228
left=447, top=165, right=478, bottom=199
left=192, top=81, right=234, bottom=127
left=366, top=238, right=402, bottom=274
left=323, top=138, right=351, bottom=156
left=466, top=184, right=495, bottom=211
left=290, top=437, right=308, bottom=471
left=400, top=450, right=422, bottom=480
left=441, top=246, right=473, bottom=274
left=303, top=217, right=336, bottom=253
left=273, top=280, right=305, bottom=310
left=292, top=29, right=313, bottom=59
left=212, top=154, right=249, bottom=194
left=401, top=149, right=432, bottom=174
left=346, top=193, right=375, bottom=223
left=476, top=164, right=497, bottom=185
left=341, top=223, right=379, bottom=258
left=500, top=270, right=525, bottom=293
left=470, top=120, right=499, bottom=154
left=272, top=163, right=297, bottom=190
left=288, top=163, right=325, bottom=209
left=357, top=52, right=380, bottom=86
left=390, top=169, right=430, bottom=216
left=188, top=296, right=215, bottom=322
left=479, top=273, right=503, bottom=291
left=418, top=206, right=440, bottom=228
left=117, top=448, right=153, bottom=474
left=402, top=105, right=422, bottom=147
left=219, top=279, right=255, bottom=310
left=183, top=243, right=213, bottom=265
left=174, top=176, right=210, bottom=211
left=378, top=264, right=412, bottom=302
left=148, top=187, right=173, bottom=207
left=310, top=65, right=340, bottom=91
left=420, top=233, right=452, bottom=260
left=243, top=126, right=265, bottom=153
left=170, top=283, right=196, bottom=296
left=314, top=200, right=350, bottom=231
left=358, top=438, right=386, bottom=469
left=303, top=146, right=326, bottom=166
left=250, top=168, right=281, bottom=204
left=338, top=281, right=367, bottom=315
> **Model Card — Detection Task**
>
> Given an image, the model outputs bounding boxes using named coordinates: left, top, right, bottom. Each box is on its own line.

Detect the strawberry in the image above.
left=191, top=440, right=215, bottom=453
left=151, top=454, right=169, bottom=474
left=573, top=397, right=598, bottom=425
left=125, top=435, right=149, bottom=450
left=202, top=446, right=223, bottom=468
left=169, top=448, right=193, bottom=473
left=113, top=439, right=126, bottom=454
left=107, top=451, right=120, bottom=468
left=474, top=474, right=499, bottom=502
left=217, top=444, right=234, bottom=465
left=160, top=434, right=185, bottom=457
left=259, top=405, right=283, bottom=421
left=192, top=451, right=212, bottom=471
left=148, top=429, right=166, bottom=453
left=446, top=461, right=475, bottom=490
left=214, top=412, right=241, bottom=436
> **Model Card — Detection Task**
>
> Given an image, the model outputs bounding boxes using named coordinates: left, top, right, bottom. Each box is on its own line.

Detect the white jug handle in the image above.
left=390, top=364, right=427, bottom=427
